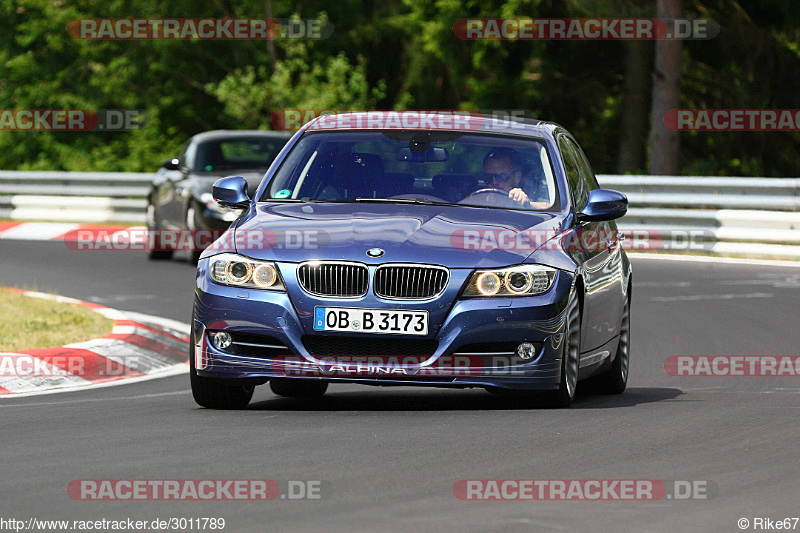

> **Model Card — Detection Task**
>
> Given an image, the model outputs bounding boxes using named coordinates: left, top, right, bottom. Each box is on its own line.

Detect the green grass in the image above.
left=0, top=290, right=114, bottom=352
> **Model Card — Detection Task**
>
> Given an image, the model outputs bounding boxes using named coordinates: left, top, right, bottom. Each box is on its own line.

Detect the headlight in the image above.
left=201, top=192, right=224, bottom=212
left=209, top=253, right=286, bottom=291
left=462, top=265, right=556, bottom=297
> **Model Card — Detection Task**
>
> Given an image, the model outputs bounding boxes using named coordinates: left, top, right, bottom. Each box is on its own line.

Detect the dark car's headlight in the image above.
left=462, top=265, right=556, bottom=297
left=201, top=193, right=241, bottom=220
left=209, top=253, right=286, bottom=291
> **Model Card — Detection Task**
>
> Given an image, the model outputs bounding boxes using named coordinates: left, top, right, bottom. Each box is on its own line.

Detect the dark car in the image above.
left=189, top=112, right=632, bottom=409
left=146, top=130, right=292, bottom=262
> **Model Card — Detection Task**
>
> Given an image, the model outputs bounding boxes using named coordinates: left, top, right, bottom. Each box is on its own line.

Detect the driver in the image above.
left=481, top=148, right=549, bottom=209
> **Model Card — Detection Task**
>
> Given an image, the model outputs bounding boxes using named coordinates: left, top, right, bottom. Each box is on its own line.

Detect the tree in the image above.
left=647, top=0, right=683, bottom=175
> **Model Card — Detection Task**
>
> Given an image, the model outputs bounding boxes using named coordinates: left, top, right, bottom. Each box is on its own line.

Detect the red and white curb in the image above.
left=0, top=289, right=190, bottom=397
left=0, top=222, right=139, bottom=242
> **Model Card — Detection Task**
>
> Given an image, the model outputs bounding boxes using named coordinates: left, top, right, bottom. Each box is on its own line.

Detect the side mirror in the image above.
left=212, top=176, right=250, bottom=209
left=577, top=189, right=628, bottom=222
left=161, top=158, right=181, bottom=171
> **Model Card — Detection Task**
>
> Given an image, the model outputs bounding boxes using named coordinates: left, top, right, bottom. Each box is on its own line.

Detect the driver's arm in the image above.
left=509, top=187, right=548, bottom=209
left=509, top=187, right=531, bottom=207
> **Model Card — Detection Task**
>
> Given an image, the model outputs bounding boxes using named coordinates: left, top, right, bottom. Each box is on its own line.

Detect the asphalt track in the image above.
left=1, top=240, right=799, bottom=532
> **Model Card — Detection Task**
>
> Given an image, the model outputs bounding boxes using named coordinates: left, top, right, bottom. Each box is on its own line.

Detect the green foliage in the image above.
left=0, top=0, right=797, bottom=175
left=208, top=46, right=386, bottom=129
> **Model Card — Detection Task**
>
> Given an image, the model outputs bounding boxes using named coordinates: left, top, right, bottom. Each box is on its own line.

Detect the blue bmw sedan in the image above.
left=190, top=112, right=632, bottom=409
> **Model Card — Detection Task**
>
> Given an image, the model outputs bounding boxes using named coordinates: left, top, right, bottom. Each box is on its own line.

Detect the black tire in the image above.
left=185, top=203, right=202, bottom=264
left=147, top=248, right=174, bottom=260
left=597, top=293, right=630, bottom=394
left=190, top=352, right=254, bottom=410
left=146, top=203, right=174, bottom=261
left=269, top=378, right=328, bottom=398
left=546, top=287, right=581, bottom=408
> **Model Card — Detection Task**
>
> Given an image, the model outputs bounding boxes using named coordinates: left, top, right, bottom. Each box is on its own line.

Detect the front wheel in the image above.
left=190, top=352, right=254, bottom=409
left=185, top=204, right=203, bottom=264
left=546, top=287, right=581, bottom=407
left=597, top=293, right=630, bottom=394
left=146, top=203, right=174, bottom=261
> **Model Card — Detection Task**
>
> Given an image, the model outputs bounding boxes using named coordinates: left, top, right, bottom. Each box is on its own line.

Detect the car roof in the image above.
left=302, top=112, right=564, bottom=139
left=190, top=130, right=293, bottom=143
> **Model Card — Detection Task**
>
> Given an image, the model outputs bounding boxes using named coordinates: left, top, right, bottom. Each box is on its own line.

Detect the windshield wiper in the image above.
left=262, top=197, right=329, bottom=203
left=262, top=197, right=456, bottom=206
left=354, top=197, right=454, bottom=206
left=262, top=198, right=305, bottom=202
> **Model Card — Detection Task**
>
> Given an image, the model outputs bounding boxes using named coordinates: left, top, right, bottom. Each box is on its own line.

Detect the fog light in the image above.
left=212, top=331, right=232, bottom=350
left=516, top=342, right=536, bottom=360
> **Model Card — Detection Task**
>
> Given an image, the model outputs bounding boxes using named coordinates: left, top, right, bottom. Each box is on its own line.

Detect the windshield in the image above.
left=193, top=136, right=287, bottom=172
left=262, top=131, right=557, bottom=210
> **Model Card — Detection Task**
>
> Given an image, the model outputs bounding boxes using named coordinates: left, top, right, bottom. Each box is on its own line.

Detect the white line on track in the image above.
left=0, top=223, right=80, bottom=240
left=88, top=294, right=159, bottom=303
left=0, top=389, right=191, bottom=408
left=680, top=388, right=800, bottom=395
left=635, top=281, right=693, bottom=287
left=629, top=253, right=800, bottom=268
left=650, top=292, right=773, bottom=302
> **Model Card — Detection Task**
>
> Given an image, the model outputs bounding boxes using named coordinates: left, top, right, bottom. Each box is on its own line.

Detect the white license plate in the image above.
left=313, top=307, right=428, bottom=335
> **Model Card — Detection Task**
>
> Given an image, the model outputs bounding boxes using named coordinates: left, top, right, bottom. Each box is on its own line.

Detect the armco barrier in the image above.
left=1, top=171, right=799, bottom=259
left=0, top=171, right=150, bottom=223
left=601, top=175, right=800, bottom=259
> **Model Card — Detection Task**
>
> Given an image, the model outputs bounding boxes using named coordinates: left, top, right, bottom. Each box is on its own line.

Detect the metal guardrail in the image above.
left=1, top=171, right=799, bottom=259
left=0, top=171, right=151, bottom=223
left=599, top=175, right=800, bottom=259
left=600, top=175, right=800, bottom=211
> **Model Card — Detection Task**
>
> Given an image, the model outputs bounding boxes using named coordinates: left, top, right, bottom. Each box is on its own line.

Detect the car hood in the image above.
left=234, top=203, right=566, bottom=268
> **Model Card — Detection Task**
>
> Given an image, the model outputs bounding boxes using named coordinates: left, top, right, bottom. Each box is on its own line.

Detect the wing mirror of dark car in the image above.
left=576, top=189, right=628, bottom=222
left=161, top=158, right=181, bottom=171
left=397, top=147, right=449, bottom=162
left=212, top=176, right=250, bottom=209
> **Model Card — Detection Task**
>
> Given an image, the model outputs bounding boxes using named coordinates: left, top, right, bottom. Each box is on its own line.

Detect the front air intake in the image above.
left=297, top=261, right=369, bottom=298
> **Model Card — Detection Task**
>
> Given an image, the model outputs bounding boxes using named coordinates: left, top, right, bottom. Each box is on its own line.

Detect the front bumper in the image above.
left=192, top=261, right=574, bottom=391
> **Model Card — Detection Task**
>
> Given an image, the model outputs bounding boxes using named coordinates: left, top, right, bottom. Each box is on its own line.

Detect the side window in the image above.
left=568, top=137, right=600, bottom=190
left=558, top=135, right=588, bottom=211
